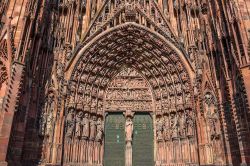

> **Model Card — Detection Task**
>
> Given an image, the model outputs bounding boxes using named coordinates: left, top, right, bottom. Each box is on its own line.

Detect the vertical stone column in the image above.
left=125, top=141, right=132, bottom=166
left=125, top=112, right=133, bottom=166
left=95, top=116, right=104, bottom=165
left=155, top=115, right=164, bottom=165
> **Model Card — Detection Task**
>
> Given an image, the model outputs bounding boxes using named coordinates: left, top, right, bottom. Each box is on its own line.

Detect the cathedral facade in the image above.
left=0, top=0, right=250, bottom=165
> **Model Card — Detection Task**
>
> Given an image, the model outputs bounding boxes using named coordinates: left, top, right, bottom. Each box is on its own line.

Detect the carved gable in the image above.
left=82, top=0, right=177, bottom=43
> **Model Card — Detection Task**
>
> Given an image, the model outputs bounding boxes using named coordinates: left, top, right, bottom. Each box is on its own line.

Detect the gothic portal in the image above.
left=1, top=0, right=250, bottom=166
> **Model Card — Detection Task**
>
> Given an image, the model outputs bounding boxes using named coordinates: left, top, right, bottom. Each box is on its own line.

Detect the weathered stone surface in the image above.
left=0, top=0, right=250, bottom=165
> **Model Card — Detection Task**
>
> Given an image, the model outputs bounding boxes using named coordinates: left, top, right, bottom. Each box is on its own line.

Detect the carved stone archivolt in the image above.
left=67, top=24, right=194, bottom=117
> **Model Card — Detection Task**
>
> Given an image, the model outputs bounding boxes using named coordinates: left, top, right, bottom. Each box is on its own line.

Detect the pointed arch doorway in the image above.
left=104, top=67, right=154, bottom=166
left=64, top=23, right=197, bottom=166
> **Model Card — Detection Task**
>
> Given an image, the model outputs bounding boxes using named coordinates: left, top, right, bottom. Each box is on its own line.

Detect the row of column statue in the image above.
left=156, top=110, right=195, bottom=140
left=64, top=108, right=104, bottom=165
left=63, top=108, right=198, bottom=165
left=155, top=110, right=198, bottom=165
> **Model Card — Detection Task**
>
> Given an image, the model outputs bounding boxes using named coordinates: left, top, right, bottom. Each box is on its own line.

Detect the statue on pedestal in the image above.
left=163, top=115, right=171, bottom=140
left=125, top=116, right=133, bottom=142
left=89, top=115, right=97, bottom=163
left=170, top=113, right=179, bottom=138
left=96, top=117, right=104, bottom=142
left=186, top=110, right=195, bottom=137
left=65, top=108, right=75, bottom=139
left=90, top=115, right=97, bottom=140
left=81, top=113, right=89, bottom=162
left=156, top=117, right=164, bottom=141
left=82, top=113, right=90, bottom=139
left=179, top=111, right=186, bottom=137
left=213, top=109, right=221, bottom=136
left=95, top=117, right=104, bottom=164
left=38, top=111, right=47, bottom=137
left=156, top=116, right=164, bottom=162
left=125, top=116, right=133, bottom=166
left=75, top=111, right=83, bottom=138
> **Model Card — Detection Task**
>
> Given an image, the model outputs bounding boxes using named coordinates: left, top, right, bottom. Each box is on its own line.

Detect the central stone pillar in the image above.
left=125, top=110, right=134, bottom=166
left=125, top=141, right=132, bottom=166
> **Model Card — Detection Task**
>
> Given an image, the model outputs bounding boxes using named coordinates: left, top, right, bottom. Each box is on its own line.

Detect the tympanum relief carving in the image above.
left=104, top=67, right=153, bottom=112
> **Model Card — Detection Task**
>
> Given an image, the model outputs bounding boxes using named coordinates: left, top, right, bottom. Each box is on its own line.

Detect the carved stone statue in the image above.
left=163, top=115, right=171, bottom=140
left=96, top=117, right=104, bottom=142
left=188, top=47, right=196, bottom=67
left=56, top=62, right=64, bottom=80
left=204, top=92, right=214, bottom=107
left=176, top=94, right=183, bottom=105
left=156, top=116, right=164, bottom=162
left=65, top=108, right=75, bottom=139
left=45, top=98, right=55, bottom=138
left=176, top=83, right=182, bottom=94
left=179, top=111, right=186, bottom=137
left=156, top=117, right=164, bottom=141
left=125, top=116, right=133, bottom=142
left=89, top=115, right=97, bottom=141
left=38, top=111, right=47, bottom=136
left=65, top=45, right=72, bottom=61
left=185, top=92, right=191, bottom=104
left=186, top=110, right=195, bottom=136
left=81, top=113, right=90, bottom=139
left=125, top=116, right=133, bottom=166
left=75, top=111, right=83, bottom=138
left=207, top=110, right=219, bottom=138
left=95, top=117, right=104, bottom=164
left=88, top=115, right=97, bottom=163
left=213, top=109, right=221, bottom=136
left=170, top=113, right=179, bottom=138
left=46, top=111, right=54, bottom=137
left=169, top=95, right=175, bottom=107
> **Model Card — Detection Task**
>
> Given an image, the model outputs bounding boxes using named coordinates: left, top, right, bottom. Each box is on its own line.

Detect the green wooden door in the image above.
left=104, top=113, right=125, bottom=166
left=132, top=113, right=154, bottom=166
